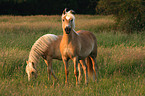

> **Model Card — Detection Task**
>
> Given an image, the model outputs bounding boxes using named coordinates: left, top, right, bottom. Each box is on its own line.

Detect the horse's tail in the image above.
left=86, top=57, right=95, bottom=80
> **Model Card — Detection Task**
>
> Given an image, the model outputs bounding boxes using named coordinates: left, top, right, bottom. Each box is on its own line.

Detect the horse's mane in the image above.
left=28, top=34, right=58, bottom=64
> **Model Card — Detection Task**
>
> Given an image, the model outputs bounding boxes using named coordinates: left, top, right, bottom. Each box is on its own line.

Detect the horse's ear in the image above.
left=63, top=8, right=67, bottom=14
left=26, top=61, right=28, bottom=64
left=69, top=10, right=75, bottom=14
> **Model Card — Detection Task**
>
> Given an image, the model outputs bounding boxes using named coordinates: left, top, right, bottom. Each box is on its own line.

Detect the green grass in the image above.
left=0, top=15, right=145, bottom=96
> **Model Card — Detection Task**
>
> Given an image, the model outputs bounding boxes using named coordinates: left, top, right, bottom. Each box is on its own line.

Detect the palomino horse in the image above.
left=60, top=9, right=98, bottom=85
left=26, top=34, right=62, bottom=81
left=26, top=33, right=97, bottom=82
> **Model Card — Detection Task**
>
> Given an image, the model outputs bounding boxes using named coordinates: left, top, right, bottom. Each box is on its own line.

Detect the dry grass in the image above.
left=0, top=48, right=28, bottom=61
left=0, top=15, right=144, bottom=96
left=0, top=15, right=61, bottom=32
left=0, top=15, right=114, bottom=33
left=98, top=45, right=145, bottom=65
left=97, top=45, right=145, bottom=79
left=76, top=18, right=114, bottom=29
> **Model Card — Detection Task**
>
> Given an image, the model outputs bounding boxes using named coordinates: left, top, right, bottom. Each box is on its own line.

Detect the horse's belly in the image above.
left=79, top=51, right=91, bottom=59
left=79, top=45, right=94, bottom=57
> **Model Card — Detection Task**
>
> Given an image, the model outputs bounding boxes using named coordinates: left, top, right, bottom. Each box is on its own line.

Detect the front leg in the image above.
left=44, top=59, right=51, bottom=81
left=44, top=59, right=58, bottom=81
left=73, top=56, right=79, bottom=85
left=62, top=57, right=69, bottom=84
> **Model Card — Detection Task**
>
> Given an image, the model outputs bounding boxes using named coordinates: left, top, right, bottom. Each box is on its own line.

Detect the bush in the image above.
left=96, top=0, right=145, bottom=33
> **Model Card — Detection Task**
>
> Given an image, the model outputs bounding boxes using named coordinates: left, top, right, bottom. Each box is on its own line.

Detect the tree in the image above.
left=97, top=0, right=145, bottom=33
left=0, top=0, right=97, bottom=15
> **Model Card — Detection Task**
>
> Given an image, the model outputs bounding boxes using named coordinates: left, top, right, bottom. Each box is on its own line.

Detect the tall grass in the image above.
left=0, top=15, right=145, bottom=95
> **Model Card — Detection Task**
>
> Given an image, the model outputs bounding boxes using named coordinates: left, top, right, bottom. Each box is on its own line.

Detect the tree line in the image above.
left=0, top=0, right=97, bottom=15
left=96, top=0, right=145, bottom=33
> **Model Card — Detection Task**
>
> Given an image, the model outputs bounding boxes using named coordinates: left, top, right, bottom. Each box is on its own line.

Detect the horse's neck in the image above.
left=28, top=51, right=39, bottom=65
left=62, top=29, right=78, bottom=44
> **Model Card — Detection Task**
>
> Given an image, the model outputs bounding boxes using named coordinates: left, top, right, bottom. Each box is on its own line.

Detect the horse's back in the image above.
left=45, top=35, right=62, bottom=60
left=52, top=35, right=62, bottom=60
left=77, top=30, right=97, bottom=45
left=76, top=30, right=97, bottom=58
left=77, top=30, right=96, bottom=39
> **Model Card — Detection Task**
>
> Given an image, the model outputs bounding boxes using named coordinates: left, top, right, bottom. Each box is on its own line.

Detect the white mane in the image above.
left=28, top=34, right=58, bottom=65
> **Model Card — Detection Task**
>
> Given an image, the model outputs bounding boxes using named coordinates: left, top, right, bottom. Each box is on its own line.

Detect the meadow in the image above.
left=0, top=15, right=145, bottom=96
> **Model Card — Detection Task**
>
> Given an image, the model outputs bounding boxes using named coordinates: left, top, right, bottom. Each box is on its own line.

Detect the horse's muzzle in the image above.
left=65, top=27, right=71, bottom=34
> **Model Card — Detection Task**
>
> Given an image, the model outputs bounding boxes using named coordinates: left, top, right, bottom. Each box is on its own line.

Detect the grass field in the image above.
left=0, top=15, right=145, bottom=96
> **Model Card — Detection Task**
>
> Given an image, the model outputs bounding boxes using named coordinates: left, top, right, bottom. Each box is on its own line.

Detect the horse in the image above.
left=26, top=34, right=62, bottom=81
left=60, top=9, right=98, bottom=85
left=25, top=33, right=96, bottom=83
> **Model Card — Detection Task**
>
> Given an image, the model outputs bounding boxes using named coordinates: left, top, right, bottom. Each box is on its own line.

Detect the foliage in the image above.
left=0, top=0, right=97, bottom=15
left=96, top=0, right=145, bottom=33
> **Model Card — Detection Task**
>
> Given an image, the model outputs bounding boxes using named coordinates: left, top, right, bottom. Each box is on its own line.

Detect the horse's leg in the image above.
left=44, top=59, right=58, bottom=81
left=73, top=56, right=79, bottom=85
left=44, top=59, right=51, bottom=80
left=90, top=56, right=98, bottom=82
left=62, top=57, right=69, bottom=84
left=34, top=71, right=37, bottom=79
left=79, top=59, right=88, bottom=84
left=78, top=63, right=82, bottom=83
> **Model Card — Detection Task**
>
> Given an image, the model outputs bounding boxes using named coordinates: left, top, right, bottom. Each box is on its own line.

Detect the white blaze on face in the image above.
left=62, top=12, right=75, bottom=29
left=66, top=16, right=70, bottom=20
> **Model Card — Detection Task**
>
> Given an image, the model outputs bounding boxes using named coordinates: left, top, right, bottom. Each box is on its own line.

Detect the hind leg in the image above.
left=79, top=60, right=88, bottom=84
left=78, top=62, right=82, bottom=83
left=90, top=56, right=98, bottom=82
left=44, top=59, right=58, bottom=81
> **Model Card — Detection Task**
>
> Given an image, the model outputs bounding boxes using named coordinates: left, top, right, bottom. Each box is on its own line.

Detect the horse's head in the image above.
left=26, top=60, right=37, bottom=81
left=62, top=8, right=75, bottom=34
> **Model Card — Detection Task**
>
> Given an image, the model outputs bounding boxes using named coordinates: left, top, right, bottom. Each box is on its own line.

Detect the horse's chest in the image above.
left=63, top=47, right=75, bottom=58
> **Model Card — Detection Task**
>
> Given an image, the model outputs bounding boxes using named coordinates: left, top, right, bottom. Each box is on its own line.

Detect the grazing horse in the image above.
left=26, top=34, right=62, bottom=81
left=60, top=9, right=98, bottom=85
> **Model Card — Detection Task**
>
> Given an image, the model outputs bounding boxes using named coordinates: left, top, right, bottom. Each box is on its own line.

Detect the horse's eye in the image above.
left=63, top=19, right=65, bottom=22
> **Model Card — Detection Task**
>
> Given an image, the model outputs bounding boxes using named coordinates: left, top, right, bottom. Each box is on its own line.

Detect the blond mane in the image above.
left=28, top=34, right=58, bottom=65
